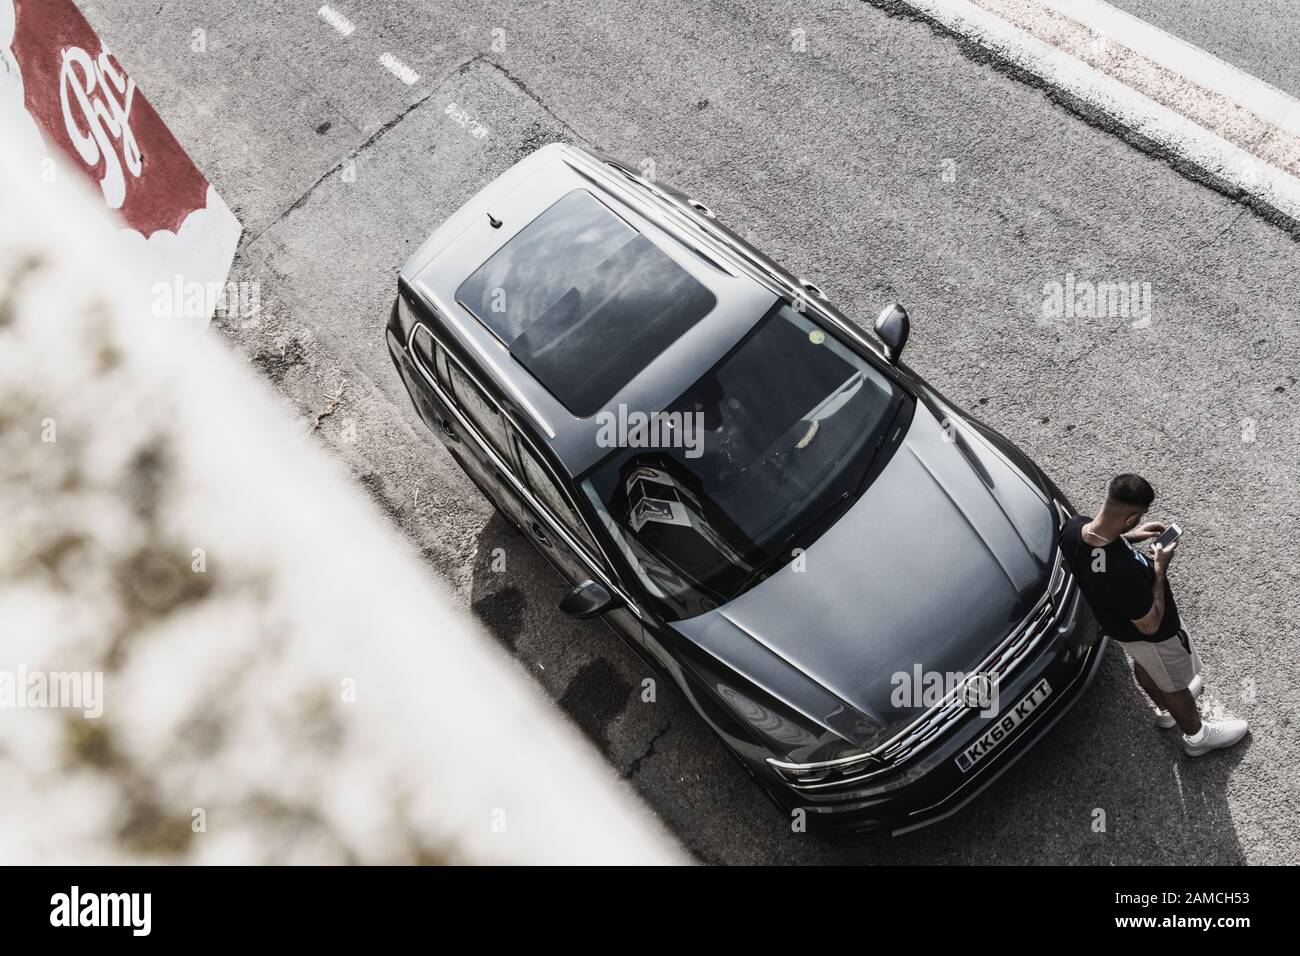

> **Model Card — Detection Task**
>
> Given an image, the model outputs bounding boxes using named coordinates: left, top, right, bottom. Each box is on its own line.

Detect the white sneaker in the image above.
left=1183, top=718, right=1249, bottom=756
left=1154, top=674, right=1203, bottom=729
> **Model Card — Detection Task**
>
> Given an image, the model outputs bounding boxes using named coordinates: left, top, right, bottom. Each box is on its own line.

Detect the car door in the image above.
left=508, top=426, right=643, bottom=646
left=408, top=324, right=531, bottom=528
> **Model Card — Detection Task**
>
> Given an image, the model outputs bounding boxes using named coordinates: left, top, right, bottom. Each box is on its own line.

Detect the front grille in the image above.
left=769, top=546, right=1077, bottom=792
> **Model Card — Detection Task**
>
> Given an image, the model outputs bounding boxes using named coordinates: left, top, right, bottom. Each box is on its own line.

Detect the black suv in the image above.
left=386, top=143, right=1104, bottom=838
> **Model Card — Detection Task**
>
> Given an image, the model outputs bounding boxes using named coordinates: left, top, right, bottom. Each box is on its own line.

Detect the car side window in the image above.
left=410, top=325, right=451, bottom=392
left=448, top=362, right=511, bottom=460
left=514, top=434, right=599, bottom=558
left=435, top=346, right=451, bottom=389
left=410, top=324, right=435, bottom=376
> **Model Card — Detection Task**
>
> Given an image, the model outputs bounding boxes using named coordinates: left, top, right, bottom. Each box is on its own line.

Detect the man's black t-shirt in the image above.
left=1058, top=515, right=1180, bottom=643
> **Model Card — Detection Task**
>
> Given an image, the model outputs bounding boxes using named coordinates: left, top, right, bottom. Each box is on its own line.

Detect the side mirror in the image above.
left=874, top=303, right=910, bottom=363
left=559, top=579, right=623, bottom=619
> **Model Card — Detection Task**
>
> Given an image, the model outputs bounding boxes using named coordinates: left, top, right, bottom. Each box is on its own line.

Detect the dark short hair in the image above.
left=1107, top=473, right=1155, bottom=511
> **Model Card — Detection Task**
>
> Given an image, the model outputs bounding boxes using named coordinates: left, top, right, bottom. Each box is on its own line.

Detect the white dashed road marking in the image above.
left=379, top=52, right=420, bottom=86
left=315, top=7, right=424, bottom=88
left=317, top=4, right=355, bottom=38
left=891, top=0, right=1300, bottom=225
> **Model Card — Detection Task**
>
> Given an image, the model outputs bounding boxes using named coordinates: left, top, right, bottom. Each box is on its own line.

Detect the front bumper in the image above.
left=755, top=581, right=1105, bottom=841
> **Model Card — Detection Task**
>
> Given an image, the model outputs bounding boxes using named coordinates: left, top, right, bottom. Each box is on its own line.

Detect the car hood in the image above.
left=672, top=401, right=1056, bottom=750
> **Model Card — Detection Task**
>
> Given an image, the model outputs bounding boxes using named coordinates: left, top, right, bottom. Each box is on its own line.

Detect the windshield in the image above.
left=581, top=302, right=907, bottom=621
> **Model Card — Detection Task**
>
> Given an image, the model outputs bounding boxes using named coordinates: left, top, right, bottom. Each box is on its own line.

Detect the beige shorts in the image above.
left=1122, top=628, right=1202, bottom=693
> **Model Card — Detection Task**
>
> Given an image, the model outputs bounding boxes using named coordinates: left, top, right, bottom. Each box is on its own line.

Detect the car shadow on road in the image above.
left=464, top=510, right=1249, bottom=864
left=465, top=512, right=644, bottom=756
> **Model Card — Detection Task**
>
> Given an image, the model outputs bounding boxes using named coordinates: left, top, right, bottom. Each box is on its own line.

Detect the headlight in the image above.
left=768, top=749, right=886, bottom=788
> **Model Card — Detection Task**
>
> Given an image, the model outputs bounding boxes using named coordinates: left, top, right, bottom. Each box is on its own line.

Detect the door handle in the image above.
left=436, top=414, right=459, bottom=442
left=527, top=520, right=551, bottom=546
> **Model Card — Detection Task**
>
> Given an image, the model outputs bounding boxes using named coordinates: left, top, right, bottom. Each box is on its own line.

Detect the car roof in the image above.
left=456, top=188, right=725, bottom=418
left=401, top=144, right=778, bottom=477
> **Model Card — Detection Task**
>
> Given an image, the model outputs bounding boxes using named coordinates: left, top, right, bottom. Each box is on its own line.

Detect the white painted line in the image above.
left=379, top=52, right=420, bottom=86
left=974, top=0, right=1300, bottom=178
left=317, top=4, right=355, bottom=38
left=897, top=0, right=1300, bottom=224
left=1038, top=0, right=1300, bottom=136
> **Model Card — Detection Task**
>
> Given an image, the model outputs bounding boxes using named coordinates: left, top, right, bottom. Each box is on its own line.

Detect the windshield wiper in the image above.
left=734, top=489, right=854, bottom=594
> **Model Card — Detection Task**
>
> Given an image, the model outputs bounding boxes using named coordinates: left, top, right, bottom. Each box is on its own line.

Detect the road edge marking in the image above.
left=873, top=0, right=1300, bottom=234
left=1037, top=0, right=1300, bottom=137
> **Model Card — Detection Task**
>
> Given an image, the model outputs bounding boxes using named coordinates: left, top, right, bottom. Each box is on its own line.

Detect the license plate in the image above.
left=955, top=678, right=1052, bottom=773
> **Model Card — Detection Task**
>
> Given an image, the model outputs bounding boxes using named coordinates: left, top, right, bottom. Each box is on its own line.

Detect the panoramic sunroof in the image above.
left=456, top=189, right=717, bottom=417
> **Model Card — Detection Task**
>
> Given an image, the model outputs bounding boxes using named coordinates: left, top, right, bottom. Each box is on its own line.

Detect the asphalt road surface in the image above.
left=83, top=0, right=1300, bottom=864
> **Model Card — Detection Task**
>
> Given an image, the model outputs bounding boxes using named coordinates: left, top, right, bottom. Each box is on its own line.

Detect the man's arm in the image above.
left=1131, top=541, right=1177, bottom=636
left=1124, top=520, right=1167, bottom=543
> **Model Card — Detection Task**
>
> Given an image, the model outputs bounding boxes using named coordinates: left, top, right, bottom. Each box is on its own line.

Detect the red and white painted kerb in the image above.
left=0, top=0, right=241, bottom=326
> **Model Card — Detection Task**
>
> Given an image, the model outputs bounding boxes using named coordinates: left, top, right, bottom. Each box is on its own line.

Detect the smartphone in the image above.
left=1153, top=523, right=1182, bottom=549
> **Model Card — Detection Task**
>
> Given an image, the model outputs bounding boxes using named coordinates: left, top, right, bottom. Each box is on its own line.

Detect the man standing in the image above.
left=1059, top=474, right=1248, bottom=755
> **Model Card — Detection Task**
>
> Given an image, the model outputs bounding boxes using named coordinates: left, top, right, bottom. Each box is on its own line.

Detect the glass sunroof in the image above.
left=456, top=190, right=717, bottom=417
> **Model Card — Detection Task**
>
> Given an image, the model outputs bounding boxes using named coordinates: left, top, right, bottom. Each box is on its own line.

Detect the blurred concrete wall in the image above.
left=0, top=110, right=684, bottom=864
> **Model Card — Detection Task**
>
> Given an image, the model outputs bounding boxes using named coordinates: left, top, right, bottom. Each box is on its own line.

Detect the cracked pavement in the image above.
left=80, top=0, right=1300, bottom=863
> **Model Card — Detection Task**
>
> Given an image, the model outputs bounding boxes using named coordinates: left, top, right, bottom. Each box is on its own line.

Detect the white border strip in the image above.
left=1038, top=0, right=1300, bottom=136
left=901, top=0, right=1300, bottom=223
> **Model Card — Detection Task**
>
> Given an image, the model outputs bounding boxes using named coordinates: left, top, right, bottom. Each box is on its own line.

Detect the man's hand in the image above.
left=1125, top=520, right=1167, bottom=543
left=1152, top=539, right=1178, bottom=575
